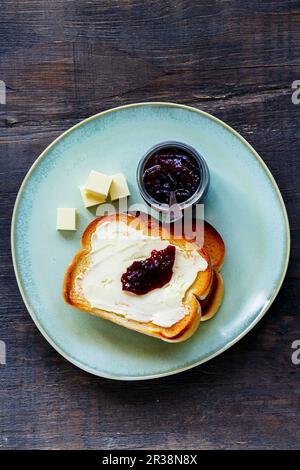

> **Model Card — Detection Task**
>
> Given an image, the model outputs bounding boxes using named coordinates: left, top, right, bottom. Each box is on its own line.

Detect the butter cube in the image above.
left=56, top=208, right=77, bottom=231
left=85, top=170, right=112, bottom=198
left=79, top=186, right=105, bottom=208
left=109, top=173, right=130, bottom=201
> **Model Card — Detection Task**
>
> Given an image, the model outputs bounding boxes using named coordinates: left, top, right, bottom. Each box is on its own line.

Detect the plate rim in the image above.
left=11, top=101, right=291, bottom=381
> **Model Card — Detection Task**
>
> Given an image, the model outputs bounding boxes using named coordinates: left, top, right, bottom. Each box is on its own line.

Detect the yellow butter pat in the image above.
left=79, top=186, right=105, bottom=208
left=56, top=208, right=77, bottom=231
left=85, top=170, right=112, bottom=198
left=109, top=173, right=130, bottom=201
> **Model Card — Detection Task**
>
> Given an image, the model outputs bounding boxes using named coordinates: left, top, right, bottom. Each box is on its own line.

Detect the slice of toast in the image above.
left=63, top=212, right=213, bottom=342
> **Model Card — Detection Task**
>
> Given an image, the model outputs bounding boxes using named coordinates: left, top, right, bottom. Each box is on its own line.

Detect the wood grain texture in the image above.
left=0, top=0, right=299, bottom=450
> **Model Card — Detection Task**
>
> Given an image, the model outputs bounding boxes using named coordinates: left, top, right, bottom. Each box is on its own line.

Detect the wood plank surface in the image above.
left=0, top=0, right=299, bottom=450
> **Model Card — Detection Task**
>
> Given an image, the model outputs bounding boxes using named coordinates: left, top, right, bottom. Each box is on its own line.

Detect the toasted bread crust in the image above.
left=200, top=271, right=224, bottom=321
left=203, top=222, right=225, bottom=271
left=63, top=212, right=214, bottom=342
left=172, top=219, right=225, bottom=271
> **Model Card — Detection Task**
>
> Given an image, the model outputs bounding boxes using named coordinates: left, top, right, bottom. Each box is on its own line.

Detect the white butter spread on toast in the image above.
left=81, top=221, right=208, bottom=327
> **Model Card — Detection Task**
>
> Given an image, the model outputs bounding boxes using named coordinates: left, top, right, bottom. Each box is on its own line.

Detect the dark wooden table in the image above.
left=0, top=0, right=299, bottom=450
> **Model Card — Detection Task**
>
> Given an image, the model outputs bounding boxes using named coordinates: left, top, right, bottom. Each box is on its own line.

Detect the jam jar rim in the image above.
left=136, top=140, right=210, bottom=213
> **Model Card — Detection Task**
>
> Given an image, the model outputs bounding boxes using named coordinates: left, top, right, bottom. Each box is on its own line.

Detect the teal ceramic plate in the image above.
left=11, top=103, right=290, bottom=380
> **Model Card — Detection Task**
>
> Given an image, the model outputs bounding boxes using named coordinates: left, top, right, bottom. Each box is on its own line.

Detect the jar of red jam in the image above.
left=137, top=141, right=210, bottom=215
